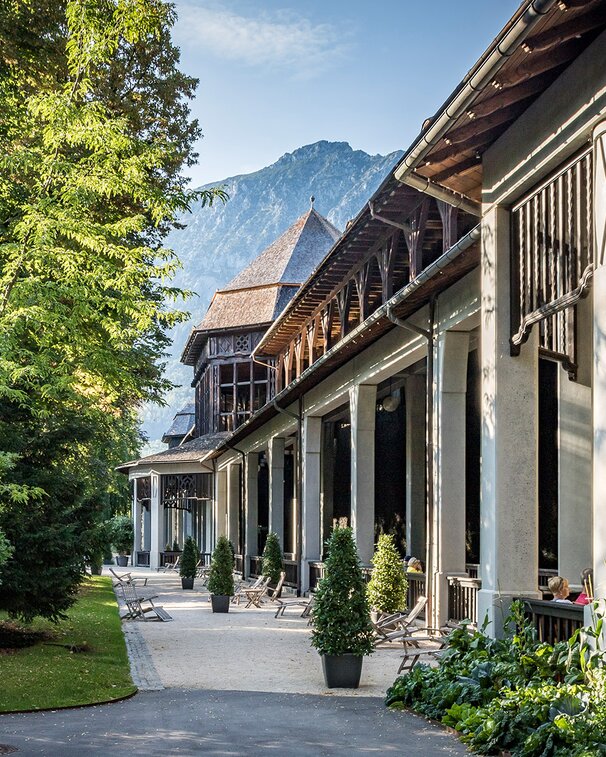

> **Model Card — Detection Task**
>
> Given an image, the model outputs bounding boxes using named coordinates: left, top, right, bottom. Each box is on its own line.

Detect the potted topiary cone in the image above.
left=180, top=536, right=198, bottom=590
left=110, top=515, right=134, bottom=567
left=367, top=533, right=407, bottom=621
left=311, top=526, right=374, bottom=688
left=261, top=532, right=283, bottom=596
left=207, top=535, right=234, bottom=612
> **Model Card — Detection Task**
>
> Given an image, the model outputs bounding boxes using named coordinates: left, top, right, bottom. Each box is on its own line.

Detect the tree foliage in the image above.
left=179, top=536, right=198, bottom=580
left=311, top=526, right=374, bottom=657
left=0, top=0, right=225, bottom=621
left=367, top=533, right=407, bottom=614
left=261, top=532, right=283, bottom=585
left=207, top=536, right=234, bottom=597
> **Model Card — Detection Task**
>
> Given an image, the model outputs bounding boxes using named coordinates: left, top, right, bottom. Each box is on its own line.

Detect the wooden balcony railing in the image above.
left=517, top=597, right=584, bottom=645
left=234, top=553, right=244, bottom=575
left=447, top=575, right=482, bottom=625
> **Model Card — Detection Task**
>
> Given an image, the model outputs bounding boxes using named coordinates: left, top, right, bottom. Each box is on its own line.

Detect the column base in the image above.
left=477, top=589, right=542, bottom=638
left=149, top=551, right=160, bottom=571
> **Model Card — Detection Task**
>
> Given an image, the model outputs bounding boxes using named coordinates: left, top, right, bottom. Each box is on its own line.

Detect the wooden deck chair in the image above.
left=243, top=576, right=271, bottom=608
left=231, top=575, right=264, bottom=605
left=267, top=572, right=286, bottom=602
left=396, top=632, right=448, bottom=673
left=372, top=595, right=427, bottom=646
left=160, top=555, right=180, bottom=573
left=109, top=568, right=148, bottom=587
left=274, top=592, right=315, bottom=619
left=118, top=583, right=172, bottom=622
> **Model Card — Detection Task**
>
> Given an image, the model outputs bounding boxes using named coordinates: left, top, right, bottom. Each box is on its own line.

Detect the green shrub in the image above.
left=110, top=515, right=134, bottom=555
left=207, top=536, right=234, bottom=596
left=0, top=529, right=13, bottom=586
left=385, top=601, right=606, bottom=756
left=367, top=533, right=407, bottom=614
left=262, top=532, right=283, bottom=585
left=179, top=537, right=198, bottom=579
left=311, top=526, right=374, bottom=657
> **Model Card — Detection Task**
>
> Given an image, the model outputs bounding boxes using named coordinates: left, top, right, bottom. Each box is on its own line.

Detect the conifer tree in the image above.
left=311, top=526, right=374, bottom=657
left=261, top=532, right=283, bottom=585
left=207, top=536, right=234, bottom=597
left=367, top=533, right=408, bottom=614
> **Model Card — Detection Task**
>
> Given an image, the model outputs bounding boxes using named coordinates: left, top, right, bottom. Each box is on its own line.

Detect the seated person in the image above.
left=574, top=567, right=593, bottom=606
left=547, top=575, right=573, bottom=603
left=406, top=557, right=423, bottom=573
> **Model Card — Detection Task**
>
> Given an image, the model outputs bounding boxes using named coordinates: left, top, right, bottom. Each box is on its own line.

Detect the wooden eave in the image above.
left=214, top=238, right=480, bottom=453
left=407, top=0, right=606, bottom=199
left=181, top=321, right=272, bottom=367
left=255, top=172, right=476, bottom=357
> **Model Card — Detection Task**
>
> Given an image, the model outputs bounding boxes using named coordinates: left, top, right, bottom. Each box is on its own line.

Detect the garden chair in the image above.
left=372, top=595, right=428, bottom=646
left=118, top=583, right=172, bottom=622
left=274, top=592, right=315, bottom=619
left=267, top=571, right=286, bottom=602
left=109, top=568, right=148, bottom=587
left=395, top=621, right=473, bottom=673
left=231, top=574, right=265, bottom=605
left=243, top=576, right=271, bottom=608
left=160, top=555, right=180, bottom=573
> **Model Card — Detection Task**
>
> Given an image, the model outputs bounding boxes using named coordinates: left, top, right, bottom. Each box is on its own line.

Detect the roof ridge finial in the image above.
left=310, top=195, right=315, bottom=209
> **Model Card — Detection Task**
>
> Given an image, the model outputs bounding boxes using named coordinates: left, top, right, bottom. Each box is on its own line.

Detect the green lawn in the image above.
left=0, top=576, right=136, bottom=712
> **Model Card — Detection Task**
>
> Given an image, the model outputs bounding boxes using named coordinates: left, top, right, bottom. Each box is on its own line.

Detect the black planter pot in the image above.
left=321, top=654, right=363, bottom=689
left=210, top=594, right=230, bottom=613
left=116, top=555, right=129, bottom=567
left=181, top=576, right=194, bottom=590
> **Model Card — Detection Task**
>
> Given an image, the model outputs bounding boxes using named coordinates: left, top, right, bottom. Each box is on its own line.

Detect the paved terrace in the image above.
left=0, top=568, right=467, bottom=755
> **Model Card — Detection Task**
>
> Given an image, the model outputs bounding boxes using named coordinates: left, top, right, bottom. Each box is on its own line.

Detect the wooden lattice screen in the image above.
left=511, top=149, right=594, bottom=377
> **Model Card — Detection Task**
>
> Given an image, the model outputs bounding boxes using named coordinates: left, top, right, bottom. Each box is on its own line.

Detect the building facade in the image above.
left=121, top=0, right=606, bottom=636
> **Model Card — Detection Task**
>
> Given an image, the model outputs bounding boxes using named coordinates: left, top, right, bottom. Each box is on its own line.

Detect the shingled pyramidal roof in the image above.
left=182, top=205, right=340, bottom=365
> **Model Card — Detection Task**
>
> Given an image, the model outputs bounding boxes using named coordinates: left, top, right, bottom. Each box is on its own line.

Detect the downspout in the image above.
left=386, top=299, right=436, bottom=632
left=272, top=398, right=304, bottom=596
left=395, top=0, right=557, bottom=183
left=224, top=441, right=248, bottom=579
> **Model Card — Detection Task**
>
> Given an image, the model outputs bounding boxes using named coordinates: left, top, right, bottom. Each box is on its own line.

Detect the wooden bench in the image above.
left=118, top=583, right=172, bottom=622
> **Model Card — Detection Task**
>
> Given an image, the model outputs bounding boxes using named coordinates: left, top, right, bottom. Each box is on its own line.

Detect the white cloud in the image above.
left=175, top=3, right=350, bottom=77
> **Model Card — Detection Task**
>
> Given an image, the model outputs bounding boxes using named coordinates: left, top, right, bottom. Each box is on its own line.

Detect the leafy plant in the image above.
left=367, top=533, right=407, bottom=614
left=110, top=516, right=134, bottom=555
left=385, top=601, right=606, bottom=756
left=262, top=532, right=283, bottom=585
left=311, top=526, right=374, bottom=657
left=179, top=537, right=198, bottom=580
left=207, top=536, right=234, bottom=597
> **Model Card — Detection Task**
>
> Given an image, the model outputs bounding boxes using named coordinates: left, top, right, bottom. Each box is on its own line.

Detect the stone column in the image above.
left=268, top=436, right=285, bottom=546
left=149, top=473, right=162, bottom=571
left=132, top=478, right=142, bottom=565
left=301, top=416, right=322, bottom=593
left=244, top=452, right=259, bottom=576
left=405, top=375, right=426, bottom=558
left=433, top=330, right=470, bottom=628
left=215, top=468, right=228, bottom=541
left=593, top=120, right=606, bottom=600
left=350, top=384, right=377, bottom=565
left=558, top=373, right=592, bottom=584
left=478, top=206, right=541, bottom=636
left=226, top=463, right=240, bottom=550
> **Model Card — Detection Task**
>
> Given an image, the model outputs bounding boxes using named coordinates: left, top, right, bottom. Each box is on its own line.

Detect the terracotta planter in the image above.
left=321, top=653, right=363, bottom=688
left=210, top=594, right=230, bottom=613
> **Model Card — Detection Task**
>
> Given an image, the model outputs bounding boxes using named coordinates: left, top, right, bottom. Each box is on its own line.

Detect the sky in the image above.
left=172, top=0, right=522, bottom=187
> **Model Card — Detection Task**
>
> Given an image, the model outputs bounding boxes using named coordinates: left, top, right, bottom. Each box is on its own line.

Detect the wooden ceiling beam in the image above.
left=522, top=6, right=606, bottom=53
left=427, top=124, right=507, bottom=165
left=430, top=156, right=481, bottom=183
left=494, top=37, right=584, bottom=90
left=442, top=98, right=531, bottom=147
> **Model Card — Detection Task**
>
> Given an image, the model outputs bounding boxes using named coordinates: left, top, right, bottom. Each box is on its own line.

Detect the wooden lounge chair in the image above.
left=118, top=583, right=172, bottom=622
left=243, top=576, right=271, bottom=608
left=232, top=575, right=264, bottom=605
left=160, top=555, right=180, bottom=573
left=109, top=567, right=148, bottom=587
left=372, top=595, right=428, bottom=646
left=274, top=592, right=315, bottom=619
left=396, top=631, right=448, bottom=673
left=267, top=571, right=286, bottom=602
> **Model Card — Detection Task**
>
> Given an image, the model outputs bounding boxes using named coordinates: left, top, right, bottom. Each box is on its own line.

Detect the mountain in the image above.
left=141, top=140, right=403, bottom=451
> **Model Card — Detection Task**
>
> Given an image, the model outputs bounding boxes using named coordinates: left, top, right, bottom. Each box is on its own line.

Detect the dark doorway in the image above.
left=465, top=348, right=481, bottom=564
left=538, top=358, right=558, bottom=569
left=283, top=448, right=295, bottom=554
left=374, top=388, right=406, bottom=555
left=257, top=452, right=269, bottom=555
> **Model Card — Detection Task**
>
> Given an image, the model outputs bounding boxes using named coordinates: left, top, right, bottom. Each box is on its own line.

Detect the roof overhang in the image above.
left=394, top=0, right=606, bottom=200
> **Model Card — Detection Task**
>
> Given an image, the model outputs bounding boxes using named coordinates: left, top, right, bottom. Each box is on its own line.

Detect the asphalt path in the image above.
left=0, top=689, right=468, bottom=756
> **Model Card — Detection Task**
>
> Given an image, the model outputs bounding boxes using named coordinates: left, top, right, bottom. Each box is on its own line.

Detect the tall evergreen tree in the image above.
left=0, top=0, right=225, bottom=620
